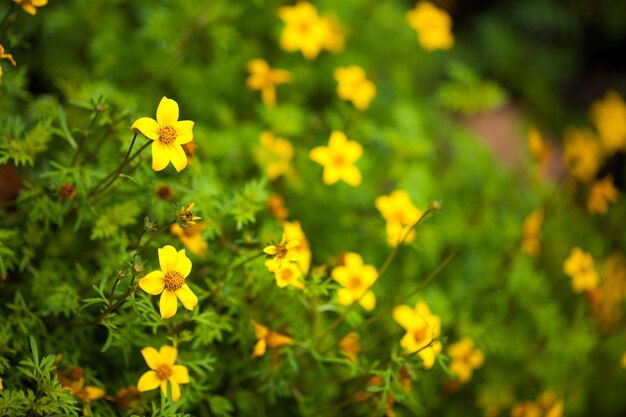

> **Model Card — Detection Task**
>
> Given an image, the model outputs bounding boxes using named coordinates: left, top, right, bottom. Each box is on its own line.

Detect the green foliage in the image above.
left=92, top=201, right=142, bottom=240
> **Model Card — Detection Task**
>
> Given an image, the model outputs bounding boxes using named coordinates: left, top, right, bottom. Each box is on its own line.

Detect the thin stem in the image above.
left=0, top=3, right=18, bottom=41
left=72, top=111, right=101, bottom=166
left=88, top=133, right=138, bottom=196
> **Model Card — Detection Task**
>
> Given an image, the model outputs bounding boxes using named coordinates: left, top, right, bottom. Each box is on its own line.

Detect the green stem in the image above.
left=0, top=3, right=17, bottom=41
left=72, top=111, right=101, bottom=166
left=135, top=221, right=174, bottom=253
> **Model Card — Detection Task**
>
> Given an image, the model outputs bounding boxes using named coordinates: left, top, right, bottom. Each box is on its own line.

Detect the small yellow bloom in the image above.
left=267, top=193, right=289, bottom=220
left=177, top=202, right=201, bottom=226
left=393, top=301, right=442, bottom=368
left=254, top=131, right=294, bottom=181
left=0, top=45, right=17, bottom=66
left=138, top=245, right=198, bottom=319
left=246, top=59, right=292, bottom=106
left=590, top=91, right=626, bottom=153
left=587, top=175, right=619, bottom=215
left=339, top=332, right=361, bottom=363
left=563, top=247, right=599, bottom=293
left=527, top=127, right=550, bottom=168
left=447, top=338, right=484, bottom=383
left=251, top=320, right=294, bottom=358
left=375, top=190, right=422, bottom=246
left=263, top=234, right=300, bottom=272
left=521, top=208, right=544, bottom=257
left=278, top=2, right=326, bottom=60
left=332, top=252, right=378, bottom=311
left=320, top=15, right=346, bottom=53
left=137, top=345, right=189, bottom=402
left=562, top=127, right=603, bottom=183
left=170, top=222, right=208, bottom=257
left=266, top=260, right=305, bottom=290
left=406, top=2, right=454, bottom=50
left=309, top=131, right=362, bottom=186
left=58, top=367, right=105, bottom=404
left=131, top=97, right=195, bottom=172
left=14, top=0, right=47, bottom=15
left=334, top=66, right=376, bottom=110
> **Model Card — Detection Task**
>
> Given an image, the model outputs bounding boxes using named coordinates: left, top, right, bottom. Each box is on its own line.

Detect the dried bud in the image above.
left=59, top=183, right=77, bottom=200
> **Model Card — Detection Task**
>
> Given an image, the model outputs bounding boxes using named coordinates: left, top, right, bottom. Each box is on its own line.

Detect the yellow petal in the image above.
left=171, top=365, right=189, bottom=384
left=158, top=245, right=178, bottom=273
left=329, top=131, right=347, bottom=148
left=252, top=339, right=267, bottom=357
left=175, top=120, right=194, bottom=145
left=358, top=291, right=376, bottom=311
left=137, top=370, right=160, bottom=392
left=156, top=97, right=179, bottom=126
left=151, top=140, right=170, bottom=171
left=344, top=252, right=363, bottom=268
left=159, top=345, right=177, bottom=366
left=131, top=117, right=159, bottom=140
left=85, top=386, right=105, bottom=401
left=309, top=146, right=329, bottom=164
left=170, top=145, right=188, bottom=172
left=261, top=87, right=277, bottom=106
left=33, top=0, right=48, bottom=5
left=175, top=284, right=198, bottom=311
left=139, top=271, right=165, bottom=295
left=170, top=380, right=182, bottom=402
left=322, top=165, right=341, bottom=185
left=341, top=165, right=362, bottom=187
left=141, top=347, right=161, bottom=369
left=175, top=249, right=192, bottom=277
left=267, top=332, right=294, bottom=347
left=160, top=290, right=178, bottom=319
left=331, top=266, right=349, bottom=286
left=393, top=305, right=416, bottom=331
left=337, top=288, right=354, bottom=306
left=263, top=245, right=278, bottom=255
left=251, top=320, right=269, bottom=339
left=247, top=58, right=269, bottom=73
left=419, top=347, right=437, bottom=369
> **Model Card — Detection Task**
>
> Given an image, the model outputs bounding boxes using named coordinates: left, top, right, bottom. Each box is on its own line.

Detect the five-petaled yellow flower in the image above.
left=263, top=234, right=300, bottom=272
left=587, top=175, right=619, bottom=215
left=138, top=245, right=198, bottom=319
left=375, top=190, right=422, bottom=246
left=521, top=208, right=544, bottom=257
left=563, top=247, right=599, bottom=293
left=406, top=2, right=454, bottom=51
left=447, top=338, right=484, bottom=383
left=170, top=222, right=208, bottom=257
left=332, top=252, right=378, bottom=311
left=562, top=127, right=603, bottom=183
left=131, top=97, right=195, bottom=172
left=278, top=2, right=326, bottom=60
left=309, top=131, right=362, bottom=186
left=393, top=301, right=442, bottom=368
left=177, top=202, right=201, bottom=226
left=334, top=66, right=376, bottom=110
left=254, top=131, right=294, bottom=181
left=14, top=0, right=47, bottom=15
left=251, top=320, right=294, bottom=358
left=266, top=261, right=305, bottom=290
left=246, top=59, right=292, bottom=106
left=137, top=345, right=189, bottom=402
left=590, top=91, right=626, bottom=153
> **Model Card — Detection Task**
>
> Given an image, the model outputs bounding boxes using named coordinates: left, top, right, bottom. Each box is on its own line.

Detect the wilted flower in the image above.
left=393, top=301, right=442, bottom=368
left=406, top=2, right=454, bottom=50
left=177, top=202, right=201, bottom=226
left=58, top=183, right=77, bottom=201
left=334, top=65, right=376, bottom=110
left=137, top=345, right=189, bottom=402
left=251, top=320, right=294, bottom=358
left=246, top=59, right=292, bottom=106
left=309, top=131, right=362, bottom=186
left=332, top=252, right=378, bottom=311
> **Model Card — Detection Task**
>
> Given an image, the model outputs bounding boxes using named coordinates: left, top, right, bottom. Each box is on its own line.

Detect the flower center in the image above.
left=281, top=268, right=294, bottom=281
left=164, top=271, right=185, bottom=291
left=155, top=364, right=173, bottom=380
left=412, top=327, right=429, bottom=344
left=275, top=244, right=289, bottom=260
left=348, top=276, right=362, bottom=290
left=180, top=210, right=193, bottom=223
left=159, top=126, right=177, bottom=145
left=332, top=154, right=347, bottom=167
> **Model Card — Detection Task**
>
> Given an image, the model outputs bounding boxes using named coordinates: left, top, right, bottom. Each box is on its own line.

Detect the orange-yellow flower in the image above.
left=590, top=91, right=626, bottom=153
left=58, top=367, right=105, bottom=404
left=267, top=193, right=289, bottom=220
left=562, top=127, right=603, bottom=183
left=246, top=59, right=292, bottom=106
left=527, top=127, right=551, bottom=168
left=251, top=320, right=294, bottom=358
left=138, top=245, right=198, bottom=319
left=339, top=332, right=361, bottom=363
left=278, top=2, right=326, bottom=60
left=263, top=234, right=300, bottom=272
left=14, top=0, right=47, bottom=15
left=406, top=2, right=454, bottom=50
left=309, top=131, right=362, bottom=186
left=332, top=252, right=378, bottom=311
left=131, top=97, right=194, bottom=172
left=334, top=66, right=376, bottom=110
left=267, top=261, right=305, bottom=290
left=587, top=175, right=619, bottom=215
left=137, top=345, right=189, bottom=402
left=254, top=131, right=294, bottom=181
left=447, top=338, right=484, bottom=383
left=170, top=222, right=208, bottom=257
left=177, top=202, right=201, bottom=226
left=563, top=247, right=599, bottom=293
left=375, top=190, right=422, bottom=246
left=521, top=208, right=544, bottom=257
left=393, top=301, right=442, bottom=368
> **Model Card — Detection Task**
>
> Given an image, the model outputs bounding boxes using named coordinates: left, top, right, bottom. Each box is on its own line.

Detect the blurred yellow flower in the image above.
left=131, top=97, right=194, bottom=172
left=267, top=193, right=289, bottom=220
left=0, top=45, right=16, bottom=66
left=137, top=345, right=189, bottom=402
left=588, top=253, right=626, bottom=332
left=255, top=131, right=294, bottom=181
left=587, top=175, right=619, bottom=215
left=527, top=127, right=550, bottom=168
left=177, top=202, right=201, bottom=226
left=511, top=401, right=542, bottom=417
left=14, top=0, right=47, bottom=15
left=334, top=66, right=376, bottom=110
left=406, top=2, right=454, bottom=50
left=138, top=245, right=198, bottom=319
left=58, top=366, right=105, bottom=405
left=375, top=190, right=422, bottom=246
left=251, top=320, right=294, bottom=358
left=447, top=338, right=484, bottom=383
left=332, top=252, right=378, bottom=311
left=246, top=59, right=292, bottom=106
left=537, top=392, right=564, bottom=417
left=266, top=261, right=305, bottom=290
left=263, top=234, right=300, bottom=272
left=339, top=332, right=361, bottom=363
left=521, top=208, right=544, bottom=257
left=170, top=222, right=208, bottom=257
left=590, top=91, right=626, bottom=153
left=278, top=2, right=326, bottom=60
left=562, top=127, right=603, bottom=183
left=283, top=220, right=312, bottom=274
left=393, top=301, right=442, bottom=368
left=320, top=15, right=346, bottom=53
left=563, top=247, right=599, bottom=293
left=309, top=131, right=362, bottom=186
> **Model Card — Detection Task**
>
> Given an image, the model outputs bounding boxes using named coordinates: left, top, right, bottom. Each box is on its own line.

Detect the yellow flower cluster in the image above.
left=393, top=301, right=442, bottom=368
left=375, top=190, right=422, bottom=246
left=406, top=2, right=454, bottom=51
left=334, top=66, right=376, bottom=110
left=563, top=247, right=599, bottom=293
left=447, top=338, right=484, bottom=383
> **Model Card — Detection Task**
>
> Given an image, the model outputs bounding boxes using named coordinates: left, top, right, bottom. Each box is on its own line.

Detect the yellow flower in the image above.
left=590, top=91, right=626, bottom=153
left=406, top=2, right=454, bottom=51
left=267, top=193, right=289, bottom=220
left=254, top=131, right=294, bottom=181
left=334, top=66, right=376, bottom=110
left=170, top=222, right=208, bottom=257
left=14, top=0, right=47, bottom=15
left=527, top=127, right=550, bottom=168
left=339, top=332, right=361, bottom=363
left=562, top=127, right=603, bottom=183
left=131, top=97, right=194, bottom=172
left=263, top=234, right=300, bottom=272
left=58, top=367, right=105, bottom=405
left=138, top=245, right=198, bottom=319
left=447, top=338, right=484, bottom=383
left=587, top=175, right=619, bottom=215
left=375, top=190, right=422, bottom=246
left=563, top=247, right=599, bottom=293
left=177, top=202, right=201, bottom=226
left=588, top=253, right=626, bottom=332
left=393, top=301, right=442, bottom=368
left=246, top=59, right=292, bottom=106
left=521, top=208, right=544, bottom=257
left=278, top=2, right=327, bottom=60
left=0, top=45, right=17, bottom=66
left=537, top=392, right=564, bottom=417
left=332, top=252, right=378, bottom=311
left=266, top=260, right=305, bottom=290
left=309, top=131, right=362, bottom=186
left=251, top=320, right=294, bottom=358
left=320, top=15, right=346, bottom=53
left=282, top=220, right=312, bottom=274
left=137, top=345, right=189, bottom=402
